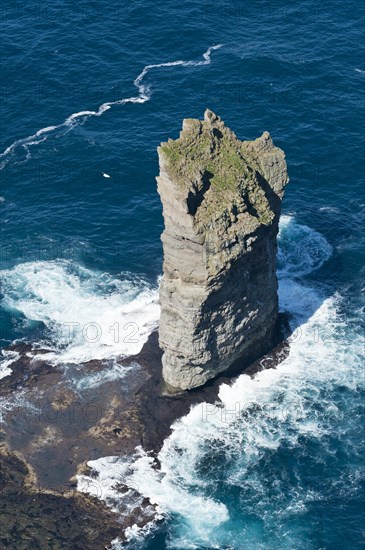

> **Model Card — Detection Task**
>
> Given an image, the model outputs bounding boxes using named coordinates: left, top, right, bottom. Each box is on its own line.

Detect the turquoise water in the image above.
left=0, top=1, right=364, bottom=548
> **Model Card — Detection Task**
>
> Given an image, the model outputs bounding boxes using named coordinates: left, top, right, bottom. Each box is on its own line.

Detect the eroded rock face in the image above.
left=157, top=110, right=288, bottom=391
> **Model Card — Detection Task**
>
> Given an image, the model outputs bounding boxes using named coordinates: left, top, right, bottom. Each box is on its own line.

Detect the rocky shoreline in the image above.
left=0, top=443, right=124, bottom=549
left=0, top=111, right=291, bottom=547
left=0, top=316, right=289, bottom=548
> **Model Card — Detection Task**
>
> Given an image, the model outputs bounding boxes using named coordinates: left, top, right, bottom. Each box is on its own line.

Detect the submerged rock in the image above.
left=157, top=109, right=288, bottom=391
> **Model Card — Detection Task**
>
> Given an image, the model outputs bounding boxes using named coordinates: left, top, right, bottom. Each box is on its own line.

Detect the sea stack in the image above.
left=157, top=110, right=288, bottom=391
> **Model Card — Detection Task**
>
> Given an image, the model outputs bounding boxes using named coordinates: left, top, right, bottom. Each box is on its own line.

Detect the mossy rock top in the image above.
left=158, top=109, right=275, bottom=228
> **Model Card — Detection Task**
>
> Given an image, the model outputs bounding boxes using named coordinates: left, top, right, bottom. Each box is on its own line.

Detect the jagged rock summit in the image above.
left=157, top=109, right=288, bottom=391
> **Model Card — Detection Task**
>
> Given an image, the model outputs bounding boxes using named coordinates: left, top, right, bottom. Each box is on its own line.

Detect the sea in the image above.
left=0, top=1, right=364, bottom=548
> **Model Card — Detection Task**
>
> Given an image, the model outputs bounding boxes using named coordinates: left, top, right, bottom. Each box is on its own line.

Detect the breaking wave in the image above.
left=0, top=260, right=159, bottom=363
left=277, top=214, right=332, bottom=277
left=0, top=350, right=20, bottom=380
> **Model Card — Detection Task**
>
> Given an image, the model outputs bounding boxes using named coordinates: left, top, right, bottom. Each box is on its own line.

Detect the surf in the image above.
left=75, top=217, right=365, bottom=549
left=0, top=259, right=160, bottom=364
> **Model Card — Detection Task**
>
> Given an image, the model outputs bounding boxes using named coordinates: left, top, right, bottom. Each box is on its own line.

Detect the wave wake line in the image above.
left=0, top=45, right=223, bottom=171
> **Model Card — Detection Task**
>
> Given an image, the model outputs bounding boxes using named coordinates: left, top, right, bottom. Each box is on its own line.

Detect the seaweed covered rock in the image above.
left=157, top=110, right=288, bottom=391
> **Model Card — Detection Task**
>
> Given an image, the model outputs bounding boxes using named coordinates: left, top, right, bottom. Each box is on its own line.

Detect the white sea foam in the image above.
left=0, top=44, right=223, bottom=170
left=318, top=206, right=340, bottom=213
left=0, top=389, right=39, bottom=423
left=0, top=260, right=159, bottom=363
left=277, top=214, right=332, bottom=277
left=0, top=350, right=20, bottom=380
left=68, top=361, right=140, bottom=392
left=77, top=447, right=229, bottom=544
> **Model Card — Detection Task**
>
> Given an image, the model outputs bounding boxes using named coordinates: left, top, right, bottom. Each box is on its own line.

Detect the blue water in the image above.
left=1, top=1, right=364, bottom=548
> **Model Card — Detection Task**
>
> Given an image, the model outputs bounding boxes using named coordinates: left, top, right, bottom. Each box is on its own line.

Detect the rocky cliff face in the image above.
left=157, top=110, right=288, bottom=391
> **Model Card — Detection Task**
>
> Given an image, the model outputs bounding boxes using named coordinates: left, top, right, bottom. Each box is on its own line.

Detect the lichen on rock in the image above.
left=157, top=110, right=288, bottom=391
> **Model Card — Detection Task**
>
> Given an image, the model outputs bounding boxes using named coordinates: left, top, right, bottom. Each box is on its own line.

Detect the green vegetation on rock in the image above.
left=159, top=111, right=274, bottom=227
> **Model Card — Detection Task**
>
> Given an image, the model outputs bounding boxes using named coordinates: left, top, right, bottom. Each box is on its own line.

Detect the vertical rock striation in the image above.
left=157, top=110, right=288, bottom=391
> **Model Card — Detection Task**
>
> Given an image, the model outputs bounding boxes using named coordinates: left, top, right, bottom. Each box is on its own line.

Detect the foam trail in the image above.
left=68, top=361, right=139, bottom=392
left=0, top=45, right=223, bottom=170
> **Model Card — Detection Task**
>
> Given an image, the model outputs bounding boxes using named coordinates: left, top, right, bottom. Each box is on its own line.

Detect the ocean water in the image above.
left=1, top=1, right=364, bottom=549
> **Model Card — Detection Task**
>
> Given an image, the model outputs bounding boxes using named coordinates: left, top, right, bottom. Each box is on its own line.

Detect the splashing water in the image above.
left=0, top=260, right=159, bottom=363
